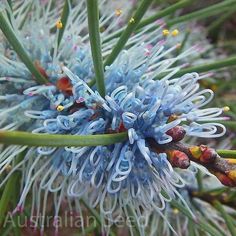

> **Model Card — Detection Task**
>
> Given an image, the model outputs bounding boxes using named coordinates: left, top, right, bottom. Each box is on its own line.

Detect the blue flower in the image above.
left=0, top=0, right=228, bottom=234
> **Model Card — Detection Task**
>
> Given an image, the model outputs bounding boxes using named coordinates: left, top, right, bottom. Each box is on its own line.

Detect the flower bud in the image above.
left=189, top=146, right=202, bottom=159
left=166, top=126, right=186, bottom=142
left=199, top=145, right=217, bottom=163
left=226, top=170, right=236, bottom=183
left=213, top=171, right=236, bottom=187
left=168, top=150, right=190, bottom=169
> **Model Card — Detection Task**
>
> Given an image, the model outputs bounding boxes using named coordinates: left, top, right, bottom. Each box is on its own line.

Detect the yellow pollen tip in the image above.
left=176, top=43, right=182, bottom=49
left=115, top=9, right=122, bottom=16
left=162, top=29, right=169, bottom=36
left=5, top=165, right=12, bottom=173
left=171, top=29, right=179, bottom=36
left=57, top=105, right=64, bottom=112
left=168, top=114, right=178, bottom=122
left=56, top=20, right=63, bottom=29
left=211, top=84, right=218, bottom=92
left=173, top=209, right=179, bottom=214
left=129, top=17, right=135, bottom=24
left=223, top=106, right=230, bottom=112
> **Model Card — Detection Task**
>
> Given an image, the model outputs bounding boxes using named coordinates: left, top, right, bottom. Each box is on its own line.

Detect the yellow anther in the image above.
left=171, top=29, right=179, bottom=37
left=162, top=29, right=169, bottom=36
left=210, top=84, right=218, bottom=92
left=100, top=26, right=106, bottom=33
left=57, top=105, right=64, bottom=112
left=176, top=43, right=182, bottom=49
left=129, top=17, right=135, bottom=24
left=56, top=20, right=63, bottom=29
left=115, top=9, right=122, bottom=16
left=5, top=165, right=12, bottom=173
left=173, top=208, right=179, bottom=214
left=168, top=114, right=178, bottom=122
left=223, top=106, right=230, bottom=112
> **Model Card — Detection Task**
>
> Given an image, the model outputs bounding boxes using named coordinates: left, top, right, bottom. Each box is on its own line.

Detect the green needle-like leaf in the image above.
left=7, top=0, right=13, bottom=10
left=104, top=0, right=154, bottom=67
left=80, top=199, right=115, bottom=236
left=214, top=201, right=236, bottom=236
left=217, top=149, right=236, bottom=158
left=0, top=151, right=25, bottom=226
left=80, top=199, right=101, bottom=225
left=208, top=6, right=236, bottom=35
left=0, top=173, right=19, bottom=226
left=0, top=223, right=13, bottom=236
left=57, top=0, right=71, bottom=47
left=86, top=0, right=106, bottom=97
left=170, top=200, right=223, bottom=236
left=18, top=2, right=33, bottom=30
left=167, top=0, right=236, bottom=27
left=78, top=221, right=97, bottom=236
left=0, top=11, right=48, bottom=84
left=196, top=170, right=203, bottom=192
left=0, top=130, right=128, bottom=147
left=156, top=55, right=236, bottom=79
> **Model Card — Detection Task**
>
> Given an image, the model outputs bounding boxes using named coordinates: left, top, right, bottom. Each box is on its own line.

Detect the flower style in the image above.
left=0, top=0, right=229, bottom=235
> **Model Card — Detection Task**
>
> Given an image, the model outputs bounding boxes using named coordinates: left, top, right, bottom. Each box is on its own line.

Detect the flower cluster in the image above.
left=0, top=0, right=228, bottom=234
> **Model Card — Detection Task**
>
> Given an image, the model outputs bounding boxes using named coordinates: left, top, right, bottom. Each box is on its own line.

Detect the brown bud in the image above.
left=199, top=145, right=217, bottom=163
left=166, top=126, right=186, bottom=142
left=213, top=171, right=236, bottom=187
left=168, top=150, right=190, bottom=169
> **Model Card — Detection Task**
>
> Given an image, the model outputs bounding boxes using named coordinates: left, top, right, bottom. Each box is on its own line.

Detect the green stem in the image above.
left=86, top=0, right=106, bottom=97
left=217, top=150, right=236, bottom=158
left=0, top=130, right=128, bottom=147
left=57, top=0, right=71, bottom=48
left=0, top=11, right=48, bottom=84
left=156, top=55, right=236, bottom=79
left=103, top=0, right=191, bottom=44
left=214, top=201, right=236, bottom=236
left=104, top=0, right=153, bottom=67
left=167, top=0, right=236, bottom=27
